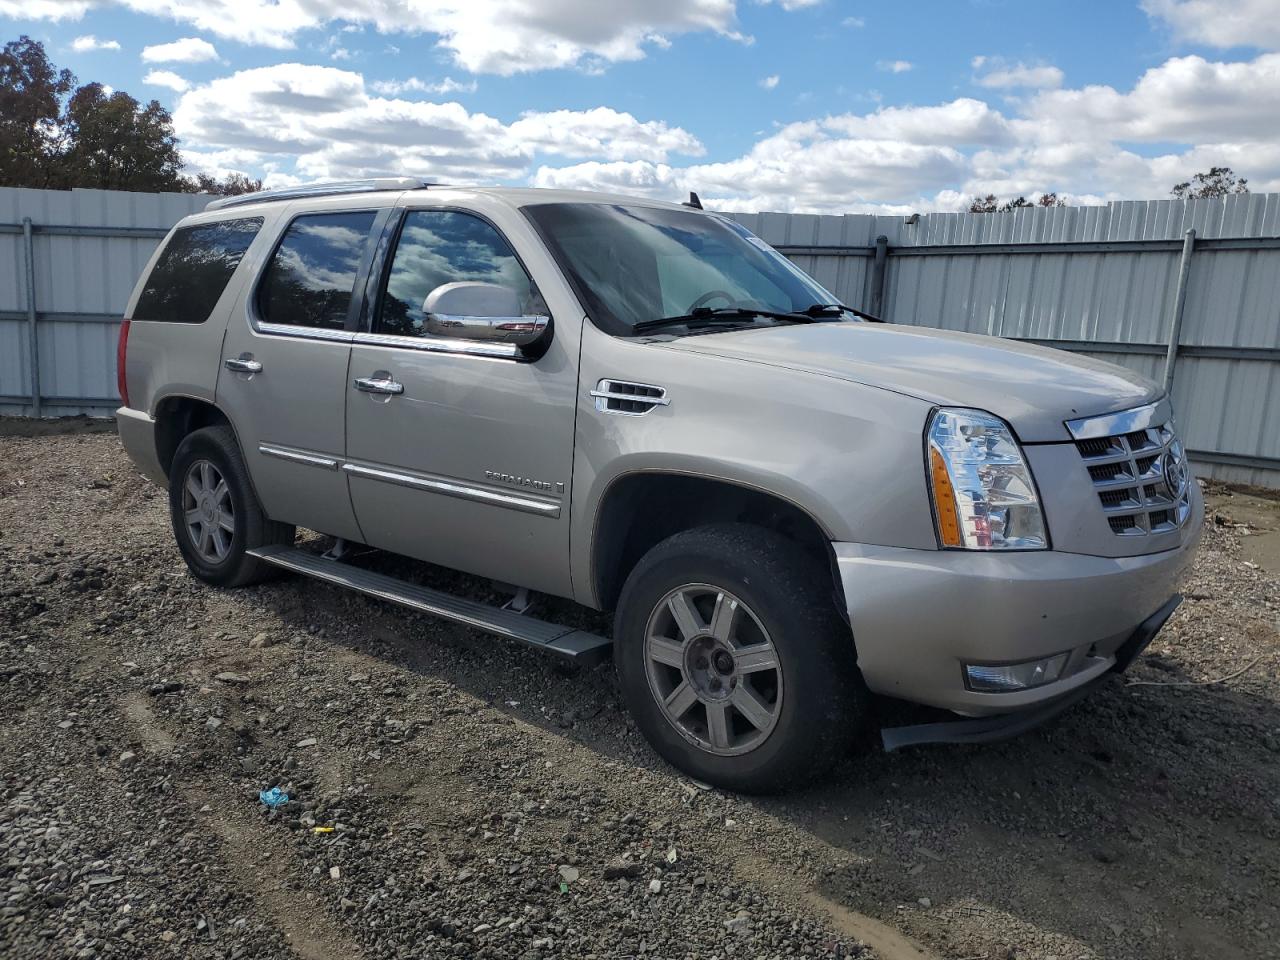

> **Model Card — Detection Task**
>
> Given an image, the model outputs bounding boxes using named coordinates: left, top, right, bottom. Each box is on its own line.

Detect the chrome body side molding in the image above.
left=258, top=444, right=340, bottom=470
left=342, top=462, right=561, bottom=517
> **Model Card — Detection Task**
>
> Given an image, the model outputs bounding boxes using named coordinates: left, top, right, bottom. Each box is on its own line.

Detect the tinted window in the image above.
left=258, top=211, right=377, bottom=330
left=132, top=217, right=262, bottom=324
left=378, top=211, right=538, bottom=338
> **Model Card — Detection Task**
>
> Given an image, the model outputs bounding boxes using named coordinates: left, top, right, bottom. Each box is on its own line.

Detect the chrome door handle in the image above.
left=353, top=375, right=404, bottom=396
left=224, top=356, right=263, bottom=374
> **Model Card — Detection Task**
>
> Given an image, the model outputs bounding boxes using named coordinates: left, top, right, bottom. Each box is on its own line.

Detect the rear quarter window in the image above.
left=132, top=217, right=263, bottom=324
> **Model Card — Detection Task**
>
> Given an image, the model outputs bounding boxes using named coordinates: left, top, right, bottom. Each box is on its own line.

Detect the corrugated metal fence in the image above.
left=3, top=187, right=1278, bottom=487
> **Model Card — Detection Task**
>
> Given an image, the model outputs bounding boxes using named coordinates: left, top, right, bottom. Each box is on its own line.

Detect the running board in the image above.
left=247, top=545, right=612, bottom=666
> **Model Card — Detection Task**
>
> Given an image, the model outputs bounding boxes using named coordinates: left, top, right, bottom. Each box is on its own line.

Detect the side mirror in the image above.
left=422, top=281, right=549, bottom=346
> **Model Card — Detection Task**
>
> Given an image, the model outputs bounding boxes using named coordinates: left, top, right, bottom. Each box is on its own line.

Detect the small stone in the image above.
left=159, top=931, right=177, bottom=943
left=917, top=897, right=932, bottom=908
left=249, top=632, right=276, bottom=649
left=118, top=750, right=137, bottom=767
left=557, top=865, right=579, bottom=884
left=330, top=866, right=341, bottom=880
left=647, top=879, right=662, bottom=895
left=340, top=898, right=356, bottom=912
left=296, top=737, right=318, bottom=748
left=215, top=672, right=249, bottom=684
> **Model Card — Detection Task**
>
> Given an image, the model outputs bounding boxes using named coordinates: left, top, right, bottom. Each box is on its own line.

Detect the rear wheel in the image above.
left=614, top=523, right=864, bottom=793
left=168, top=425, right=294, bottom=587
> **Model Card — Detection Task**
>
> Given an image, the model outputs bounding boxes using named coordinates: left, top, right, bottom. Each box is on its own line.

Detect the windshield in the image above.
left=522, top=202, right=843, bottom=336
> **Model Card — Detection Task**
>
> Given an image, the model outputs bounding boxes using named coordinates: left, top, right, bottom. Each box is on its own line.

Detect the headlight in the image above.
left=926, top=408, right=1047, bottom=550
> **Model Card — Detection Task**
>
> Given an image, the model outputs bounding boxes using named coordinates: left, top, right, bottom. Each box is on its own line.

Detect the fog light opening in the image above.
left=964, top=653, right=1069, bottom=692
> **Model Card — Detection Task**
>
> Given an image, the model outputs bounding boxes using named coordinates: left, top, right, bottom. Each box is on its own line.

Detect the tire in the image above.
left=614, top=523, right=864, bottom=793
left=168, top=425, right=294, bottom=587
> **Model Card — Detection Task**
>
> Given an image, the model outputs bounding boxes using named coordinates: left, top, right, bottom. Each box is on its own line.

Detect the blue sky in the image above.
left=3, top=0, right=1278, bottom=212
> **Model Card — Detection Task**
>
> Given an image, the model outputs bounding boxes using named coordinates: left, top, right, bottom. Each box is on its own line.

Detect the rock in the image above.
left=557, top=865, right=579, bottom=883
left=603, top=859, right=644, bottom=880
left=147, top=681, right=183, bottom=695
left=648, top=879, right=662, bottom=895
left=724, top=913, right=752, bottom=937
left=917, top=897, right=932, bottom=908
left=248, top=632, right=276, bottom=649
left=118, top=750, right=137, bottom=767
left=295, top=737, right=318, bottom=748
left=215, top=672, right=250, bottom=684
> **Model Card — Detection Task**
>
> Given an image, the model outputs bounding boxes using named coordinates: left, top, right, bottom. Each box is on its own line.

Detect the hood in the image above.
left=657, top=322, right=1161, bottom=442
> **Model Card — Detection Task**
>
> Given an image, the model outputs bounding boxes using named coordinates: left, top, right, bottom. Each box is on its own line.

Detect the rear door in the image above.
left=217, top=200, right=392, bottom=541
left=343, top=200, right=581, bottom=597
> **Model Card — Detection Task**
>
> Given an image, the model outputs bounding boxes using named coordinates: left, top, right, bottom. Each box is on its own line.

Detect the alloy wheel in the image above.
left=643, top=583, right=783, bottom=756
left=182, top=459, right=235, bottom=562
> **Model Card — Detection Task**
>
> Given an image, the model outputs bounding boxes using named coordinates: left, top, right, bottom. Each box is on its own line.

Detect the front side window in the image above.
left=522, top=202, right=841, bottom=336
left=258, top=211, right=378, bottom=330
left=132, top=217, right=262, bottom=324
left=377, top=210, right=537, bottom=338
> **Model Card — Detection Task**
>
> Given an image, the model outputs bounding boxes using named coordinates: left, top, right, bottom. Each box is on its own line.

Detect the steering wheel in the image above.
left=687, top=290, right=736, bottom=312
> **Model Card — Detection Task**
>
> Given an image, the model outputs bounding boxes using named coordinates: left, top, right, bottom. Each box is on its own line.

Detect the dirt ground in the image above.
left=2, top=429, right=1278, bottom=960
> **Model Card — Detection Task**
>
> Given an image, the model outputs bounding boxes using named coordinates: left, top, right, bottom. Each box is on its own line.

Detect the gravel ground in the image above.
left=2, top=429, right=1278, bottom=960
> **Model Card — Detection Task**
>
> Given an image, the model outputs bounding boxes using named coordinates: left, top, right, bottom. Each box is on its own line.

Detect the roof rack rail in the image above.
left=205, top=177, right=435, bottom=212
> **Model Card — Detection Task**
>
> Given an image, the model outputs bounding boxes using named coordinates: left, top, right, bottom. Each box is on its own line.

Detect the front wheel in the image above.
left=168, top=425, right=294, bottom=587
left=614, top=523, right=864, bottom=793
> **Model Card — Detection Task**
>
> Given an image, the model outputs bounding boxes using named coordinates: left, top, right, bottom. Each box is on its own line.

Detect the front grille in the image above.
left=1074, top=419, right=1192, bottom=537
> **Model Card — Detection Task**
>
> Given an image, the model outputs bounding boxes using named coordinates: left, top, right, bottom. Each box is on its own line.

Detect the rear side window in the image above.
left=132, top=217, right=262, bottom=324
left=257, top=211, right=378, bottom=330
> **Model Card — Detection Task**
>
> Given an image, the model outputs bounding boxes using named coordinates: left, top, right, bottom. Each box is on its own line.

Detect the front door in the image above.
left=217, top=203, right=386, bottom=542
left=344, top=205, right=579, bottom=598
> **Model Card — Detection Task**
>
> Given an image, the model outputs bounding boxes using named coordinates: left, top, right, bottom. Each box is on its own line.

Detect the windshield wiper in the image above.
left=633, top=306, right=815, bottom=335
left=801, top=302, right=885, bottom=323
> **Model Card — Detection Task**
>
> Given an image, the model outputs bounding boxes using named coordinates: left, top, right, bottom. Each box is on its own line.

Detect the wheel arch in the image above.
left=589, top=470, right=847, bottom=617
left=153, top=394, right=239, bottom=480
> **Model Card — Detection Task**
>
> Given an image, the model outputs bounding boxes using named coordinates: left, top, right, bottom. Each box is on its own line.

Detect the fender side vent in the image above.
left=590, top=379, right=670, bottom=416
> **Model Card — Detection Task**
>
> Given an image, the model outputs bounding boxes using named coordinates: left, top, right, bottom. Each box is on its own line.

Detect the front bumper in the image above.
left=835, top=485, right=1202, bottom=718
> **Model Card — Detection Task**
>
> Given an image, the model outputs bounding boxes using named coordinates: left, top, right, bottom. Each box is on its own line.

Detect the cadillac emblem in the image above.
left=1161, top=446, right=1187, bottom=500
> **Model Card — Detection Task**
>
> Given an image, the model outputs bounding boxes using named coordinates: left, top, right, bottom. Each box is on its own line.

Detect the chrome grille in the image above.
left=1074, top=420, right=1192, bottom=537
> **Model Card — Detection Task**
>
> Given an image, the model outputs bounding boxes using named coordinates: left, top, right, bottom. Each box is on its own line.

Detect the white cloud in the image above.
left=11, top=0, right=758, bottom=74
left=1142, top=0, right=1280, bottom=50
left=0, top=0, right=90, bottom=20
left=143, top=69, right=189, bottom=92
left=71, top=35, right=120, bottom=51
left=370, top=76, right=478, bottom=96
left=842, top=16, right=865, bottom=28
left=171, top=64, right=703, bottom=184
left=509, top=107, right=704, bottom=162
left=760, top=74, right=779, bottom=90
left=876, top=60, right=912, bottom=73
left=973, top=59, right=1063, bottom=89
left=141, top=37, right=219, bottom=63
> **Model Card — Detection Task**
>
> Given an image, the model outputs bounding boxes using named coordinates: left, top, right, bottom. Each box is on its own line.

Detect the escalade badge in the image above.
left=485, top=470, right=564, bottom=495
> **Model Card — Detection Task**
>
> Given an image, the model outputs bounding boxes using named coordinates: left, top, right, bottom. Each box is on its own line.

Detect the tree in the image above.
left=0, top=35, right=75, bottom=188
left=1171, top=166, right=1248, bottom=200
left=60, top=83, right=187, bottom=191
left=968, top=191, right=1067, bottom=213
left=0, top=35, right=262, bottom=195
left=189, top=172, right=264, bottom=196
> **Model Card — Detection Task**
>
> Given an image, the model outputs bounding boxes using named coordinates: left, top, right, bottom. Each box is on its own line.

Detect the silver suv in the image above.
left=116, top=178, right=1202, bottom=792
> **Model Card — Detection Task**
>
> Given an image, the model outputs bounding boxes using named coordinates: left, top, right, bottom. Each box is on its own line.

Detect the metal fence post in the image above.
left=21, top=217, right=41, bottom=418
left=869, top=235, right=889, bottom=317
left=1162, top=228, right=1196, bottom=394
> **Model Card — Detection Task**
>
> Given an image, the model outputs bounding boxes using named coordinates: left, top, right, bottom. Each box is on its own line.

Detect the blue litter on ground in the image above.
left=259, top=787, right=289, bottom=808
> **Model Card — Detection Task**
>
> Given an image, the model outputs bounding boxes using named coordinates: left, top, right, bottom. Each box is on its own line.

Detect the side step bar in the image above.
left=248, top=545, right=613, bottom=666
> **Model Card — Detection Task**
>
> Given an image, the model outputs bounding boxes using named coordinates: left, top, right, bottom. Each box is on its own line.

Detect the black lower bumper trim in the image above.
left=879, top=593, right=1182, bottom=752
